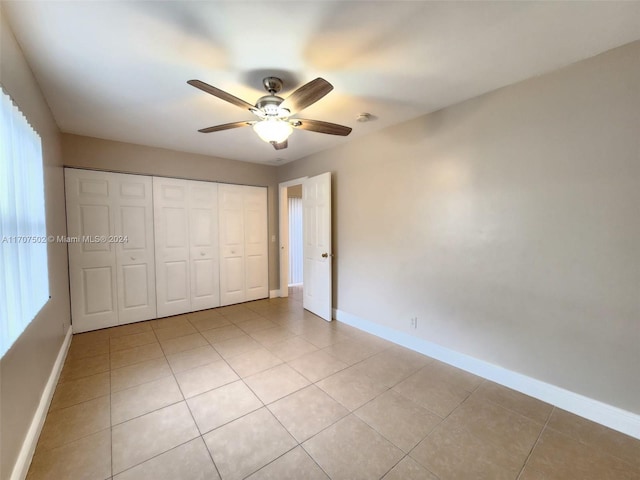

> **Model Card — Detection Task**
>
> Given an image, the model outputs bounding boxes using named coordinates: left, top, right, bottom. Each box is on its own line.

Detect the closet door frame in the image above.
left=67, top=169, right=267, bottom=331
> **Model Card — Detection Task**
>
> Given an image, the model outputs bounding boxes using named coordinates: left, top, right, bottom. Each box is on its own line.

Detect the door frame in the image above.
left=278, top=177, right=307, bottom=297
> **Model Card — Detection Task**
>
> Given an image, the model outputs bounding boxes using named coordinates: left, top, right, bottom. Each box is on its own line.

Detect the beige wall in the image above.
left=0, top=8, right=70, bottom=479
left=287, top=184, right=302, bottom=198
left=61, top=134, right=280, bottom=291
left=278, top=41, right=640, bottom=414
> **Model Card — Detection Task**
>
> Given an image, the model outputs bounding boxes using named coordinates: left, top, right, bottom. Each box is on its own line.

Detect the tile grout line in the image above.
left=515, top=406, right=555, bottom=480
left=276, top=337, right=339, bottom=478
left=399, top=379, right=486, bottom=476
left=238, top=338, right=357, bottom=474
left=198, top=304, right=315, bottom=478
left=473, top=390, right=553, bottom=427
left=113, top=316, right=218, bottom=477
left=176, top=317, right=225, bottom=480
left=298, top=442, right=334, bottom=480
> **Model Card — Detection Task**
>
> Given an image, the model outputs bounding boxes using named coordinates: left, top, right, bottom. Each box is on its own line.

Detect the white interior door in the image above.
left=65, top=169, right=118, bottom=332
left=218, top=184, right=246, bottom=306
left=303, top=172, right=332, bottom=321
left=154, top=177, right=191, bottom=317
left=189, top=181, right=220, bottom=311
left=114, top=174, right=156, bottom=324
left=244, top=186, right=268, bottom=301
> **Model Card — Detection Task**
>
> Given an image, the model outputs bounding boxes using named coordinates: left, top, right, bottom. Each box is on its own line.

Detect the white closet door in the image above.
left=244, top=186, right=268, bottom=301
left=219, top=184, right=246, bottom=306
left=65, top=169, right=118, bottom=332
left=154, top=177, right=191, bottom=317
left=189, top=181, right=220, bottom=311
left=114, top=175, right=156, bottom=324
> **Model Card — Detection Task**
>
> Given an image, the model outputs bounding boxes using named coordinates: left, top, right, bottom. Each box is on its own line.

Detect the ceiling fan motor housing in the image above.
left=256, top=77, right=290, bottom=117
left=255, top=95, right=287, bottom=116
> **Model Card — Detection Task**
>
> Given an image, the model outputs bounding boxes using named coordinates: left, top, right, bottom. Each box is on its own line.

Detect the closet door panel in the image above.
left=219, top=188, right=245, bottom=252
left=115, top=174, right=156, bottom=323
left=244, top=187, right=268, bottom=301
left=219, top=185, right=246, bottom=306
left=82, top=266, right=115, bottom=316
left=65, top=169, right=118, bottom=332
left=223, top=256, right=244, bottom=292
left=121, top=264, right=149, bottom=306
left=78, top=205, right=111, bottom=252
left=154, top=178, right=191, bottom=317
left=189, top=181, right=220, bottom=311
left=165, top=261, right=189, bottom=300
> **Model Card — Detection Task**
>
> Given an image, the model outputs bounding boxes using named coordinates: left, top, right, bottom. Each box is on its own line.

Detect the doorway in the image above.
left=279, top=173, right=333, bottom=321
left=278, top=177, right=306, bottom=299
left=287, top=184, right=303, bottom=289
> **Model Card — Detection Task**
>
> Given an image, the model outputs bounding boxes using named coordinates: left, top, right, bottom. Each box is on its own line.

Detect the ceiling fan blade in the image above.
left=188, top=80, right=257, bottom=113
left=272, top=140, right=288, bottom=150
left=198, top=121, right=254, bottom=133
left=292, top=119, right=352, bottom=136
left=279, top=78, right=333, bottom=115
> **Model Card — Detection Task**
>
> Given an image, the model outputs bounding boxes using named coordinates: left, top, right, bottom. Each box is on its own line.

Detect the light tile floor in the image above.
left=27, top=287, right=640, bottom=479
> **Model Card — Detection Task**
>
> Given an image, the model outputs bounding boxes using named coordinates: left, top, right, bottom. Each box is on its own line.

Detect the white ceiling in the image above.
left=3, top=1, right=640, bottom=165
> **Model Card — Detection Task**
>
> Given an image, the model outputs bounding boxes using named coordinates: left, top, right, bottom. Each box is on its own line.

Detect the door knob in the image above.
left=321, top=253, right=334, bottom=258
left=200, top=252, right=205, bottom=256
left=130, top=256, right=135, bottom=261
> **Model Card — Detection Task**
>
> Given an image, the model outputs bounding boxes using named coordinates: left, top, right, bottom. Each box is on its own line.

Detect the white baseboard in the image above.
left=287, top=283, right=303, bottom=287
left=269, top=289, right=280, bottom=299
left=333, top=308, right=640, bottom=440
left=10, top=327, right=73, bottom=480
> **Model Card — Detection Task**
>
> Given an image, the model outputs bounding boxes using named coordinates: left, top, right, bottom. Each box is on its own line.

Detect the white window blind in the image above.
left=288, top=197, right=303, bottom=285
left=0, top=87, right=49, bottom=358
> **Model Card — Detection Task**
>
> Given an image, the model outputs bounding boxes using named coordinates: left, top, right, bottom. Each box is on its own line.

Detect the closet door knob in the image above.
left=200, top=252, right=205, bottom=256
left=130, top=256, right=136, bottom=261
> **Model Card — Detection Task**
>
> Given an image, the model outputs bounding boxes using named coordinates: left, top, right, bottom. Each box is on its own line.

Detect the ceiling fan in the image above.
left=188, top=76, right=352, bottom=150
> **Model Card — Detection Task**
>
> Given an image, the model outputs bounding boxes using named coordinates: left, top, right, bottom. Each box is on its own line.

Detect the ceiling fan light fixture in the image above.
left=253, top=119, right=293, bottom=144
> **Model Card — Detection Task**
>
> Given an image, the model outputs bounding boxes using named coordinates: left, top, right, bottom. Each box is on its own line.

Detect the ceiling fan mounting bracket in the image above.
left=262, top=76, right=283, bottom=94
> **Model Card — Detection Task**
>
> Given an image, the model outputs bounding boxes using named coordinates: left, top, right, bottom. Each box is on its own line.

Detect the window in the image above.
left=0, top=87, right=49, bottom=358
left=288, top=196, right=303, bottom=285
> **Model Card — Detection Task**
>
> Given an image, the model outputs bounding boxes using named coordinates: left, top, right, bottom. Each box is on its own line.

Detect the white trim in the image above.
left=269, top=289, right=281, bottom=299
left=279, top=177, right=309, bottom=188
left=278, top=177, right=307, bottom=298
left=288, top=282, right=303, bottom=287
left=10, top=327, right=73, bottom=480
left=333, top=308, right=640, bottom=440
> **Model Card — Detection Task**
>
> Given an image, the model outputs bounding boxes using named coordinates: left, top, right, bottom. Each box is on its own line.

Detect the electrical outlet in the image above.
left=410, top=317, right=418, bottom=329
